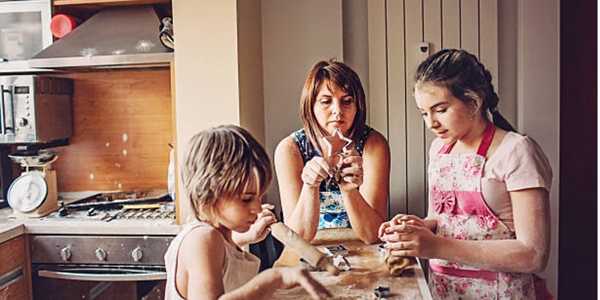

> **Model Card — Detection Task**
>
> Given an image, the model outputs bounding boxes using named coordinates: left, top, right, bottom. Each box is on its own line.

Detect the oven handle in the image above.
left=38, top=268, right=166, bottom=282
left=0, top=85, right=9, bottom=135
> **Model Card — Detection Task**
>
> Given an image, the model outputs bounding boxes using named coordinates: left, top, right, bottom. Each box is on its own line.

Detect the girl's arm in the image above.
left=340, top=131, right=390, bottom=244
left=183, top=228, right=330, bottom=300
left=383, top=188, right=550, bottom=273
left=221, top=267, right=330, bottom=300
left=274, top=137, right=322, bottom=241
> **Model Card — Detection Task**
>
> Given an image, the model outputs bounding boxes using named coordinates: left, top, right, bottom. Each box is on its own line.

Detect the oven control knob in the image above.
left=95, top=248, right=107, bottom=261
left=18, top=118, right=28, bottom=127
left=131, top=247, right=143, bottom=262
left=60, top=246, right=72, bottom=262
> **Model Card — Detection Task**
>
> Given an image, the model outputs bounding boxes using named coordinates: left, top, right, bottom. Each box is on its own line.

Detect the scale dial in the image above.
left=7, top=171, right=48, bottom=213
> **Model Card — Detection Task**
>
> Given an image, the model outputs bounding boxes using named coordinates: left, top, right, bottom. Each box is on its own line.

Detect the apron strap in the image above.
left=476, top=123, right=496, bottom=156
left=430, top=263, right=498, bottom=281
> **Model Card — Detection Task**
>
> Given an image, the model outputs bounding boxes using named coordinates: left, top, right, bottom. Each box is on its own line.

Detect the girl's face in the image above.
left=214, top=174, right=263, bottom=233
left=414, top=83, right=480, bottom=144
left=313, top=83, right=357, bottom=137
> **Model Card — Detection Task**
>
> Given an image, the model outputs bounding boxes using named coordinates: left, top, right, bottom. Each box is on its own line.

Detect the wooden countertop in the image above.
left=273, top=240, right=433, bottom=299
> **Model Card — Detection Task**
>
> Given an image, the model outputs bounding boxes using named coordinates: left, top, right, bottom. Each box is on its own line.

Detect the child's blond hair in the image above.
left=182, top=125, right=272, bottom=223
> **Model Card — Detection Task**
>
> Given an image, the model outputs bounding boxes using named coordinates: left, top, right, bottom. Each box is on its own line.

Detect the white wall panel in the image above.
left=404, top=0, right=426, bottom=217
left=460, top=0, right=479, bottom=56
left=442, top=0, right=460, bottom=49
left=386, top=0, right=407, bottom=216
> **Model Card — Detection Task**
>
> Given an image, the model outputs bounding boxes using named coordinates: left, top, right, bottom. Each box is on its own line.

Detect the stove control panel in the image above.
left=31, top=235, right=174, bottom=265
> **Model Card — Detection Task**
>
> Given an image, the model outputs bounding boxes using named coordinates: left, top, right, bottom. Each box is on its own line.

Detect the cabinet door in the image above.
left=0, top=236, right=31, bottom=300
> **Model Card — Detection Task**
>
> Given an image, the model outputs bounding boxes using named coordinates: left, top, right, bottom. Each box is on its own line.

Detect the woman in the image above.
left=379, top=49, right=552, bottom=299
left=274, top=60, right=390, bottom=244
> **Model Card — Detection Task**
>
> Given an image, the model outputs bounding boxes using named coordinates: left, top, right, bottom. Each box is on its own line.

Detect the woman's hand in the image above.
left=337, top=151, right=363, bottom=192
left=233, top=204, right=277, bottom=247
left=380, top=223, right=439, bottom=259
left=301, top=156, right=331, bottom=187
left=276, top=267, right=332, bottom=300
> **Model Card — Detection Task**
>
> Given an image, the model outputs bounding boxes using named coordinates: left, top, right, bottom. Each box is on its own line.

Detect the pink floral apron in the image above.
left=428, top=124, right=551, bottom=300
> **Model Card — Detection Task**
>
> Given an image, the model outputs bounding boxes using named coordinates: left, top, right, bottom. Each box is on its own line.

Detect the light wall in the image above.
left=261, top=0, right=343, bottom=209
left=516, top=0, right=560, bottom=295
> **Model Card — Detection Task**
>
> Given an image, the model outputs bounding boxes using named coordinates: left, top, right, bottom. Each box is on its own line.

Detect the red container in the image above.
left=50, top=14, right=78, bottom=38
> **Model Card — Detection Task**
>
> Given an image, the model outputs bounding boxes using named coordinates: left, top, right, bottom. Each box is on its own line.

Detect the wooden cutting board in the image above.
left=272, top=241, right=432, bottom=299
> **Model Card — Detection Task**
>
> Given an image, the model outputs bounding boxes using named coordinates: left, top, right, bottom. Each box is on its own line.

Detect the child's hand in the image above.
left=378, top=214, right=426, bottom=239
left=276, top=267, right=332, bottom=300
left=380, top=223, right=439, bottom=259
left=234, top=204, right=277, bottom=247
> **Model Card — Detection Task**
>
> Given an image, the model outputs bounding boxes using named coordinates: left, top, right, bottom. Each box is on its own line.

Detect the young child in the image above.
left=164, top=125, right=331, bottom=300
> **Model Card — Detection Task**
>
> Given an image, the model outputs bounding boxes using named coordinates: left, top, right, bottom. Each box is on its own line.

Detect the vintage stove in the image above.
left=30, top=190, right=176, bottom=299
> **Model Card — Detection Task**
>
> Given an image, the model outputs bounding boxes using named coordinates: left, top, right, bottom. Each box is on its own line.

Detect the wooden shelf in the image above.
left=53, top=0, right=169, bottom=6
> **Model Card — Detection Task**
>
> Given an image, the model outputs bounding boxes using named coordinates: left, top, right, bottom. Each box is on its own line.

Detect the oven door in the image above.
left=35, top=264, right=166, bottom=282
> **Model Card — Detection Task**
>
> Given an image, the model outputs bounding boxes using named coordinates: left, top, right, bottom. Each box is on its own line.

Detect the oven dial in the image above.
left=95, top=248, right=107, bottom=261
left=18, top=118, right=28, bottom=127
left=131, top=247, right=143, bottom=262
left=60, top=246, right=71, bottom=262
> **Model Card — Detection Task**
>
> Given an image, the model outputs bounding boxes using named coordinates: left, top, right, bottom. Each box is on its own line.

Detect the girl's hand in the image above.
left=381, top=224, right=439, bottom=259
left=337, top=152, right=363, bottom=192
left=235, top=204, right=277, bottom=246
left=276, top=267, right=332, bottom=300
left=378, top=214, right=426, bottom=239
left=301, top=157, right=331, bottom=187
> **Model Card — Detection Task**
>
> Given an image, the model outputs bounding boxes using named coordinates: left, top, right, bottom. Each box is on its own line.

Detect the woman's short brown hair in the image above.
left=300, top=60, right=367, bottom=154
left=181, top=125, right=272, bottom=223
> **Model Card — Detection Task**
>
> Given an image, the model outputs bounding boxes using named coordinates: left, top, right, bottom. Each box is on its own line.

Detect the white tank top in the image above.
left=164, top=221, right=261, bottom=299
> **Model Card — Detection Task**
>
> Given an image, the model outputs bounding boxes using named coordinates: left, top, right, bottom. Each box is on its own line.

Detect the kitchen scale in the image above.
left=7, top=149, right=58, bottom=218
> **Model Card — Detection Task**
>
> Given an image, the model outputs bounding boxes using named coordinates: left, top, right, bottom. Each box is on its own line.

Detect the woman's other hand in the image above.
left=301, top=156, right=331, bottom=187
left=337, top=153, right=363, bottom=192
left=276, top=267, right=332, bottom=300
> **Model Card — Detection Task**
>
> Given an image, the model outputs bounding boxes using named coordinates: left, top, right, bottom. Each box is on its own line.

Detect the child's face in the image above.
left=414, top=83, right=480, bottom=144
left=213, top=174, right=263, bottom=233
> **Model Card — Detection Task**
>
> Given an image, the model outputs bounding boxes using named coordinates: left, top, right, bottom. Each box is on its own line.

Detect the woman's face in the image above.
left=313, top=83, right=357, bottom=136
left=214, top=174, right=263, bottom=233
left=414, top=83, right=479, bottom=144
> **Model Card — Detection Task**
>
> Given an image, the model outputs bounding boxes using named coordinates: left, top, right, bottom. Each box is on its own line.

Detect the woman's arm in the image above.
left=383, top=188, right=550, bottom=273
left=341, top=131, right=390, bottom=244
left=274, top=137, right=322, bottom=241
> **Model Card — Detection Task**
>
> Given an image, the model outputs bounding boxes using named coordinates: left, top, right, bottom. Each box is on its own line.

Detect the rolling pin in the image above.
left=270, top=222, right=340, bottom=275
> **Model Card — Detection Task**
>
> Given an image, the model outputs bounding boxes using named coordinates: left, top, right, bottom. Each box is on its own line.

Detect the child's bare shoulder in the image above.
left=179, top=225, right=226, bottom=262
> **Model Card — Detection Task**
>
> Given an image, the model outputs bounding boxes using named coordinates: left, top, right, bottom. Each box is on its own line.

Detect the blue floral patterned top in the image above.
left=292, top=126, right=373, bottom=229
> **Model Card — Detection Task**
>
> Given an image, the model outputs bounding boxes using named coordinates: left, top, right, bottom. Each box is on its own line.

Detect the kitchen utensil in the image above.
left=270, top=222, right=339, bottom=275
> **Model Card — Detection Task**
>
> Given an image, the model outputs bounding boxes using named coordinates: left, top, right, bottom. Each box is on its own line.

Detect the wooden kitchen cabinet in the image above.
left=0, top=236, right=32, bottom=300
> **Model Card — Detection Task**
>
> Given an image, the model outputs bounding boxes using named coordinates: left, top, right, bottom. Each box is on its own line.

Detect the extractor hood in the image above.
left=29, top=5, right=172, bottom=69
